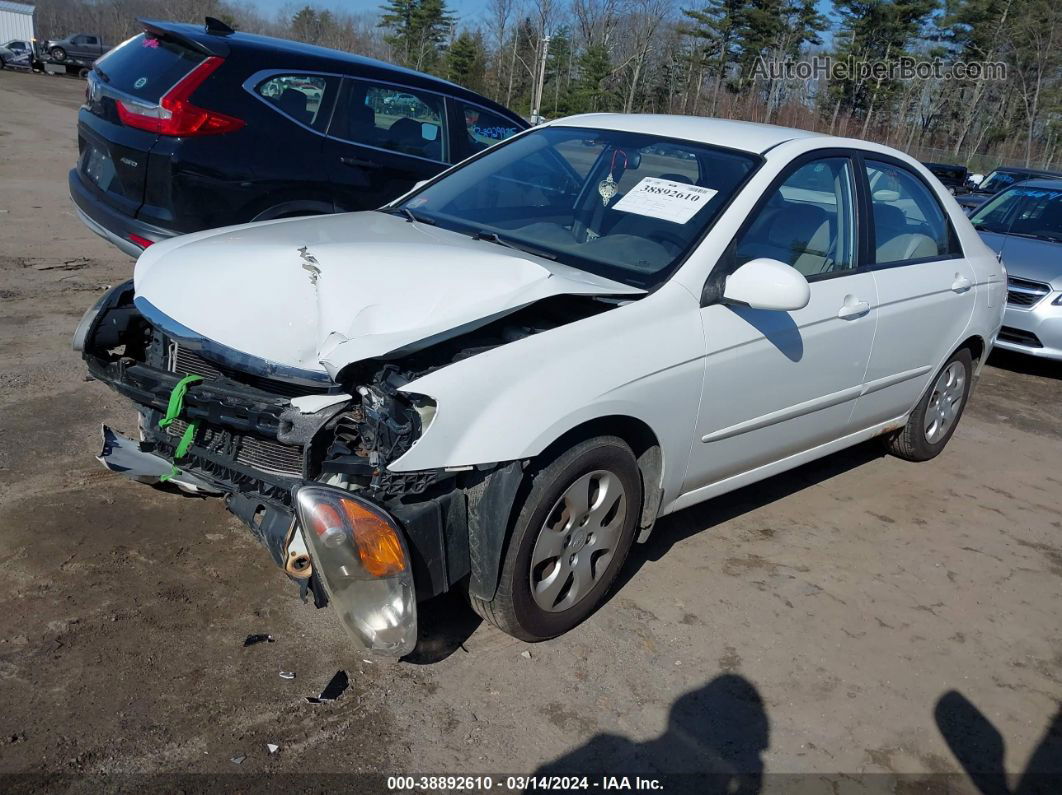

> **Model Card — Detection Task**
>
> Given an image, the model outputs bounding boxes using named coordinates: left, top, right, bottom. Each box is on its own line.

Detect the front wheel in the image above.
left=471, top=436, right=643, bottom=641
left=887, top=348, right=973, bottom=462
left=50, top=46, right=66, bottom=61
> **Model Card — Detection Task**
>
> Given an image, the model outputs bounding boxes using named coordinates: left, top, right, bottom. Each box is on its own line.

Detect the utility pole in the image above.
left=531, top=33, right=551, bottom=124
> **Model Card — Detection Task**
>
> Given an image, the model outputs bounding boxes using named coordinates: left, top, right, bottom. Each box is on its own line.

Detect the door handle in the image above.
left=339, top=155, right=382, bottom=170
left=837, top=297, right=871, bottom=319
left=951, top=275, right=972, bottom=293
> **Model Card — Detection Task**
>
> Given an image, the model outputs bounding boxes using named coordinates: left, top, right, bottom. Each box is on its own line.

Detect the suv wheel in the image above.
left=887, top=348, right=973, bottom=462
left=471, top=436, right=642, bottom=641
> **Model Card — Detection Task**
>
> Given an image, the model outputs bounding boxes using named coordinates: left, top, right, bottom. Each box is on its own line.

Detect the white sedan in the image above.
left=75, top=115, right=1006, bottom=655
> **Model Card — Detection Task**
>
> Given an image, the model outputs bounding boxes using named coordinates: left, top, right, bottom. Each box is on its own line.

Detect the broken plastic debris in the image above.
left=230, top=754, right=246, bottom=765
left=279, top=671, right=296, bottom=680
left=267, top=743, right=279, bottom=754
left=520, top=650, right=532, bottom=659
left=243, top=634, right=275, bottom=647
left=305, top=670, right=349, bottom=703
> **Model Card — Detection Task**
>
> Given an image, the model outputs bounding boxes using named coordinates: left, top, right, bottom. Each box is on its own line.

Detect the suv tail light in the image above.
left=115, top=56, right=244, bottom=136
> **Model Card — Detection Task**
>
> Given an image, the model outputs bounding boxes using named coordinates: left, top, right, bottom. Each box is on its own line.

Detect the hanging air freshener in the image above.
left=598, top=173, right=617, bottom=206
left=597, top=150, right=628, bottom=207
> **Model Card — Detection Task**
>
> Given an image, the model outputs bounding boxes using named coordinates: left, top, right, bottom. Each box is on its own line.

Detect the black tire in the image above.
left=887, top=347, right=973, bottom=462
left=470, top=436, right=642, bottom=641
left=50, top=47, right=66, bottom=61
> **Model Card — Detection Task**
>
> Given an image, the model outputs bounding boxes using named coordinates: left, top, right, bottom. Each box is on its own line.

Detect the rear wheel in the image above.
left=471, top=436, right=642, bottom=641
left=887, top=348, right=972, bottom=462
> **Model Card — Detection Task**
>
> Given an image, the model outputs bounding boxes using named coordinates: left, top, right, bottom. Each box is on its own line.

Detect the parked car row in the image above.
left=918, top=162, right=1062, bottom=361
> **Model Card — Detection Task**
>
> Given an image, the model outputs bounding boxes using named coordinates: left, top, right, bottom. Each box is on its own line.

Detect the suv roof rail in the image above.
left=204, top=17, right=235, bottom=36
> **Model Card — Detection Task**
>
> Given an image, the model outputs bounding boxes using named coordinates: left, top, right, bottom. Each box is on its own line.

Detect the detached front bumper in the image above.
left=77, top=283, right=470, bottom=657
left=97, top=423, right=420, bottom=656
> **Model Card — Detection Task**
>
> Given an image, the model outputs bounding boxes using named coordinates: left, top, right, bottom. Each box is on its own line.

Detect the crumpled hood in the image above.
left=134, top=212, right=644, bottom=381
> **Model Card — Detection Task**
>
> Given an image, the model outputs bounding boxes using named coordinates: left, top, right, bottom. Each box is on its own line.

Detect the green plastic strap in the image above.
left=158, top=374, right=203, bottom=430
left=157, top=374, right=203, bottom=483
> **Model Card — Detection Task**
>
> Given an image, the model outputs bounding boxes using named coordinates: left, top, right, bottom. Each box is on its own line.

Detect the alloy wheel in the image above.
left=529, top=469, right=627, bottom=612
left=924, top=361, right=966, bottom=444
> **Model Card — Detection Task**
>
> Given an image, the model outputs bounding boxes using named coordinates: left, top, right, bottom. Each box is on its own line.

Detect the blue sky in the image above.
left=251, top=0, right=495, bottom=25
left=251, top=0, right=839, bottom=33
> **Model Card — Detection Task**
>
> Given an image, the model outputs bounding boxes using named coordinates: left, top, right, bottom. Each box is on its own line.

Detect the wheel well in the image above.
left=958, top=335, right=986, bottom=367
left=536, top=416, right=664, bottom=540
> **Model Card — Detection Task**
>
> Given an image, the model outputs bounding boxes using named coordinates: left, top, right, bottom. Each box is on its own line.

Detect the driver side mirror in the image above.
left=722, top=258, right=811, bottom=312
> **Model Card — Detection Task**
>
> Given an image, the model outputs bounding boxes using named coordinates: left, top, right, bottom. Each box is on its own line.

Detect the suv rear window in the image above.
left=95, top=34, right=205, bottom=102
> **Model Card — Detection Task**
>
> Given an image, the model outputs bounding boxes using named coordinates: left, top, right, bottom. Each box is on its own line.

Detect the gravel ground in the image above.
left=0, top=70, right=1059, bottom=791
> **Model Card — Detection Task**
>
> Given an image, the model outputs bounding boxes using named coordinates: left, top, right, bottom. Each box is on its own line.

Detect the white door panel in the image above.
left=850, top=260, right=976, bottom=429
left=685, top=272, right=877, bottom=492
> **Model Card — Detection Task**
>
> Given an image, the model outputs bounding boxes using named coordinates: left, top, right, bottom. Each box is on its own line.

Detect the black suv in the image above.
left=70, top=18, right=527, bottom=257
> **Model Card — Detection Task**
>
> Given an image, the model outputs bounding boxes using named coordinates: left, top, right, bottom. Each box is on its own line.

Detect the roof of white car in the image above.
left=549, top=114, right=827, bottom=154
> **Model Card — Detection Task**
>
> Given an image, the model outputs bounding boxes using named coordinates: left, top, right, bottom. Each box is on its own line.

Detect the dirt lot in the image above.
left=0, top=71, right=1059, bottom=789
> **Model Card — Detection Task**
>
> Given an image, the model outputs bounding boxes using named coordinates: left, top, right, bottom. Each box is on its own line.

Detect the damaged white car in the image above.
left=75, top=115, right=1005, bottom=656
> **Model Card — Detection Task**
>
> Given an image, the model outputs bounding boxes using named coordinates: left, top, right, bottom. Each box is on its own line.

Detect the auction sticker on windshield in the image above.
left=612, top=177, right=718, bottom=223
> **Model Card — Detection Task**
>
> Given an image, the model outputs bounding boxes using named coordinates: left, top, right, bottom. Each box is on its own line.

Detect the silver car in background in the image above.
left=970, top=178, right=1062, bottom=359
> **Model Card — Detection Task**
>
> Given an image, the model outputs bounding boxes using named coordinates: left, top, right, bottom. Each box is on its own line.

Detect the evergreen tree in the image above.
left=681, top=0, right=745, bottom=114
left=447, top=30, right=488, bottom=93
left=379, top=0, right=455, bottom=71
left=574, top=43, right=618, bottom=113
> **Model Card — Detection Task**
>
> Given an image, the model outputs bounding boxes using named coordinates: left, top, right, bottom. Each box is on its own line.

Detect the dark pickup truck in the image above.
left=44, top=33, right=107, bottom=63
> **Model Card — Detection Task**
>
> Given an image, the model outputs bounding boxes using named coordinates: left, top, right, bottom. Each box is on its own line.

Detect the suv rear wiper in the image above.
left=471, top=230, right=557, bottom=260
left=380, top=207, right=436, bottom=225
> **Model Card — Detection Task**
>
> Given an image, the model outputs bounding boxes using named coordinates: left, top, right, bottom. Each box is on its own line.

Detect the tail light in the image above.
left=115, top=56, right=244, bottom=136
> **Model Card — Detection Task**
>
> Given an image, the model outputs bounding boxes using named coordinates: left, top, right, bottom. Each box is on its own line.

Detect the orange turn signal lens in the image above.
left=340, top=500, right=408, bottom=577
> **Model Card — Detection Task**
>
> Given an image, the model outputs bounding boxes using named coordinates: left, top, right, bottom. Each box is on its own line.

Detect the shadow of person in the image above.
left=934, top=690, right=1062, bottom=795
left=533, top=675, right=769, bottom=794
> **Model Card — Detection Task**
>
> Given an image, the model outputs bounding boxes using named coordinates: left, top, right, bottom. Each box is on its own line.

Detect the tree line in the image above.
left=27, top=0, right=1062, bottom=170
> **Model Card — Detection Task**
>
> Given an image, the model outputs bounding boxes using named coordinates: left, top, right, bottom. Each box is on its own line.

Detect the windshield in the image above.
left=969, top=185, right=1062, bottom=241
left=395, top=126, right=759, bottom=288
left=977, top=170, right=1054, bottom=194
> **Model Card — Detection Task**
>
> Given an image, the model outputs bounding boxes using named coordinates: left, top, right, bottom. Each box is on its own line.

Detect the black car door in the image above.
left=323, top=77, right=450, bottom=212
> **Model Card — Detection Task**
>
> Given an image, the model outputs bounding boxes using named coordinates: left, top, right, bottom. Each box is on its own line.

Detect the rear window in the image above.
left=95, top=33, right=205, bottom=102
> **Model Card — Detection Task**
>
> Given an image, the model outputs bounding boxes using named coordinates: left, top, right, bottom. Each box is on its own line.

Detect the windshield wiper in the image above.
left=381, top=206, right=436, bottom=225
left=1005, top=231, right=1062, bottom=243
left=471, top=230, right=557, bottom=260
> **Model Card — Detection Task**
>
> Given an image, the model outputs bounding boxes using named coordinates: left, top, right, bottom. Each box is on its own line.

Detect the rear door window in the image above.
left=255, top=74, right=338, bottom=129
left=865, top=160, right=960, bottom=264
left=452, top=102, right=522, bottom=161
left=339, top=80, right=447, bottom=162
left=95, top=34, right=205, bottom=102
